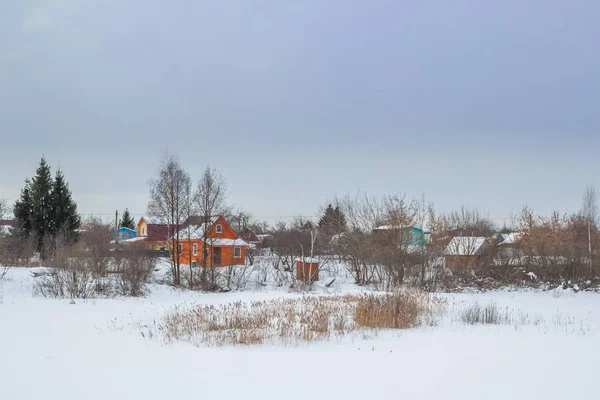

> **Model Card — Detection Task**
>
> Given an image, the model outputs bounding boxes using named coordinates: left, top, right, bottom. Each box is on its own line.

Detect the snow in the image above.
left=294, top=257, right=320, bottom=263
left=1, top=266, right=599, bottom=400
left=499, top=232, right=523, bottom=245
left=110, top=236, right=147, bottom=244
left=205, top=238, right=248, bottom=246
left=445, top=236, right=488, bottom=255
left=175, top=224, right=249, bottom=246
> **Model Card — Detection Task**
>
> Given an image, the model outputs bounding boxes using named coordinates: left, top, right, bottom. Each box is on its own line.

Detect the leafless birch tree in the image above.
left=194, top=166, right=227, bottom=290
left=0, top=198, right=11, bottom=221
left=582, top=186, right=597, bottom=273
left=148, top=152, right=191, bottom=286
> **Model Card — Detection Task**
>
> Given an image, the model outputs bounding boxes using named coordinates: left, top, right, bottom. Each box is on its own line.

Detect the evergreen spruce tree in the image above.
left=13, top=158, right=81, bottom=256
left=120, top=208, right=135, bottom=230
left=52, top=168, right=81, bottom=244
left=334, top=206, right=347, bottom=232
left=29, top=158, right=55, bottom=251
left=13, top=179, right=33, bottom=236
left=318, top=204, right=347, bottom=236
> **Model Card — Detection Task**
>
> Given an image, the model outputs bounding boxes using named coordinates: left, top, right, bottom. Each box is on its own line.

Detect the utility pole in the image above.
left=115, top=210, right=119, bottom=244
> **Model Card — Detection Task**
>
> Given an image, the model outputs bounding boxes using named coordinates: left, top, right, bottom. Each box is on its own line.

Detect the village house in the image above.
left=176, top=215, right=249, bottom=267
left=135, top=217, right=174, bottom=251
left=111, top=226, right=136, bottom=242
left=444, top=236, right=492, bottom=268
left=239, top=228, right=261, bottom=248
left=497, top=232, right=524, bottom=261
left=0, top=219, right=14, bottom=237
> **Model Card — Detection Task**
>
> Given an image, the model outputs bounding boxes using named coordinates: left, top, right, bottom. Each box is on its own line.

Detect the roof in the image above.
left=295, top=257, right=319, bottom=263
left=177, top=223, right=212, bottom=240
left=239, top=228, right=260, bottom=243
left=373, top=225, right=423, bottom=231
left=181, top=216, right=211, bottom=230
left=444, top=237, right=488, bottom=256
left=499, top=233, right=523, bottom=246
left=147, top=224, right=175, bottom=242
left=110, top=236, right=147, bottom=244
left=175, top=221, right=249, bottom=247
left=0, top=220, right=14, bottom=236
left=118, top=227, right=136, bottom=233
left=204, top=238, right=249, bottom=247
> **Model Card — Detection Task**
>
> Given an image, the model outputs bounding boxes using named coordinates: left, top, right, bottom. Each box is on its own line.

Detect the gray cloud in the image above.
left=1, top=0, right=599, bottom=221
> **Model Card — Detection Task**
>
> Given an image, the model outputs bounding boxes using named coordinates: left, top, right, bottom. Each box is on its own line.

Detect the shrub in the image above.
left=115, top=243, right=156, bottom=297
left=460, top=301, right=502, bottom=325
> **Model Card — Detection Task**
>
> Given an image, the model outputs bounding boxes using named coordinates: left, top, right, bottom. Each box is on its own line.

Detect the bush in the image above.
left=36, top=257, right=96, bottom=299
left=460, top=301, right=502, bottom=324
left=115, top=243, right=156, bottom=297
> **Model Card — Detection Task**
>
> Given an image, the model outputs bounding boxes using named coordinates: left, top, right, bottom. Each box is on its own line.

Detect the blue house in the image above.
left=112, top=227, right=137, bottom=241
left=373, top=225, right=427, bottom=246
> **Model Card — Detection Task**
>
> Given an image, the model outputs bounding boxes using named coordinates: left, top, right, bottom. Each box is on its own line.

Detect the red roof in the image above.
left=240, top=228, right=260, bottom=243
left=0, top=220, right=14, bottom=227
left=146, top=224, right=175, bottom=242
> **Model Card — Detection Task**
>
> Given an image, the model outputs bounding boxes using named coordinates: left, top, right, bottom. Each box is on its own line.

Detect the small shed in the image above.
left=295, top=257, right=319, bottom=282
left=444, top=236, right=492, bottom=268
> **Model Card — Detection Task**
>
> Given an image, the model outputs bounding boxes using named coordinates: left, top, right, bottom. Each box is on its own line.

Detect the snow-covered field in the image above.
left=1, top=266, right=599, bottom=400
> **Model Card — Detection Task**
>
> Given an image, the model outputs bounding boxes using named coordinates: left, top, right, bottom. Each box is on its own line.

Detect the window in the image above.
left=177, top=243, right=182, bottom=255
left=234, top=247, right=241, bottom=258
left=216, top=224, right=222, bottom=233
left=191, top=261, right=197, bottom=268
left=204, top=247, right=209, bottom=258
left=193, top=244, right=198, bottom=256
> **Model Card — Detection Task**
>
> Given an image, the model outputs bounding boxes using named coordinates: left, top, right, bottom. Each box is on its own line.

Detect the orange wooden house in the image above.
left=176, top=215, right=249, bottom=267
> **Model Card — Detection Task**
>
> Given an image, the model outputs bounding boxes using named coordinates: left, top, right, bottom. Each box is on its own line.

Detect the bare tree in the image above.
left=194, top=166, right=227, bottom=290
left=582, top=186, right=597, bottom=273
left=443, top=206, right=495, bottom=237
left=148, top=152, right=191, bottom=286
left=0, top=198, right=11, bottom=221
left=229, top=208, right=253, bottom=233
left=333, top=193, right=420, bottom=290
left=182, top=177, right=194, bottom=289
left=79, top=217, right=112, bottom=292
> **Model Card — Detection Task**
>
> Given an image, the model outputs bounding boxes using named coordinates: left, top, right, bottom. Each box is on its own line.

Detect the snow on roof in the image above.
left=176, top=225, right=249, bottom=246
left=406, top=244, right=426, bottom=255
left=373, top=225, right=393, bottom=231
left=295, top=257, right=319, bottom=263
left=204, top=238, right=249, bottom=247
left=499, top=233, right=523, bottom=246
left=177, top=223, right=212, bottom=240
left=445, top=237, right=488, bottom=256
left=373, top=225, right=423, bottom=231
left=110, top=237, right=148, bottom=244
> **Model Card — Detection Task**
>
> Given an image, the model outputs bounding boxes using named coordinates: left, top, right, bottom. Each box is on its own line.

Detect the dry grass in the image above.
left=459, top=300, right=544, bottom=326
left=354, top=291, right=436, bottom=329
left=141, top=292, right=443, bottom=347
left=460, top=301, right=502, bottom=324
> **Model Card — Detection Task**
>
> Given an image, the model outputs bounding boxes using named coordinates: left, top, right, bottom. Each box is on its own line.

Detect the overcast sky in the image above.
left=1, top=0, right=599, bottom=224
